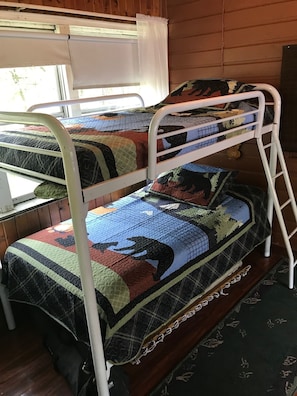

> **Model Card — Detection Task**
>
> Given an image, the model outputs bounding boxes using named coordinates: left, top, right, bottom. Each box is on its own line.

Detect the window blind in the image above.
left=0, top=31, right=70, bottom=68
left=68, top=35, right=140, bottom=89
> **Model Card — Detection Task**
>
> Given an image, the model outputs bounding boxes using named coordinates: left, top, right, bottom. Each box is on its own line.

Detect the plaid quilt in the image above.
left=3, top=183, right=270, bottom=364
left=0, top=106, right=254, bottom=188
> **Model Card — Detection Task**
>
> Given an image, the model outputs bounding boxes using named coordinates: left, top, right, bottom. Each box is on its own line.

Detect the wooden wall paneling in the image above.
left=279, top=44, right=297, bottom=151
left=0, top=218, right=17, bottom=260
left=37, top=204, right=53, bottom=229
left=284, top=152, right=297, bottom=186
left=167, top=0, right=297, bottom=253
left=42, top=0, right=62, bottom=8
left=169, top=32, right=222, bottom=54
left=170, top=67, right=223, bottom=86
left=224, top=2, right=297, bottom=29
left=225, top=0, right=286, bottom=11
left=0, top=0, right=167, bottom=16
left=224, top=44, right=282, bottom=68
left=168, top=0, right=222, bottom=21
left=274, top=219, right=297, bottom=246
left=168, top=0, right=223, bottom=87
left=57, top=199, right=71, bottom=221
left=275, top=171, right=292, bottom=195
left=167, top=0, right=297, bottom=89
left=222, top=62, right=281, bottom=83
left=88, top=199, right=98, bottom=211
left=1, top=216, right=24, bottom=260
left=2, top=218, right=18, bottom=248
left=0, top=222, right=7, bottom=261
left=169, top=14, right=222, bottom=38
left=14, top=210, right=41, bottom=240
left=93, top=197, right=105, bottom=208
left=139, top=0, right=162, bottom=16
left=93, top=0, right=113, bottom=14
left=196, top=141, right=265, bottom=175
left=224, top=21, right=297, bottom=48
left=169, top=50, right=222, bottom=72
left=48, top=200, right=65, bottom=225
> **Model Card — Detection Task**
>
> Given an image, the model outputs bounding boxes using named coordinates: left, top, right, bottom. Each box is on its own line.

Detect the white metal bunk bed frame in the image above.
left=26, top=93, right=145, bottom=113
left=0, top=84, right=296, bottom=396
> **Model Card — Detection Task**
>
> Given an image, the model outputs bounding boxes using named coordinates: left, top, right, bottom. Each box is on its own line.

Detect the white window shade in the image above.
left=68, top=35, right=140, bottom=89
left=0, top=31, right=70, bottom=68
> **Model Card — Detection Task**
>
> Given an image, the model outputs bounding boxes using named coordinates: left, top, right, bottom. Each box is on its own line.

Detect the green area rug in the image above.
left=151, top=260, right=297, bottom=396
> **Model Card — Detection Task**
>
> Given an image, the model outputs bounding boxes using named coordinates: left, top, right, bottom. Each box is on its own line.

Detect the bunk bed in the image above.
left=1, top=79, right=296, bottom=396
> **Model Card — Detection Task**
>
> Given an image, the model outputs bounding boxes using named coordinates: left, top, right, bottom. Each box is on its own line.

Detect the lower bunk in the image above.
left=2, top=165, right=271, bottom=395
left=126, top=244, right=285, bottom=396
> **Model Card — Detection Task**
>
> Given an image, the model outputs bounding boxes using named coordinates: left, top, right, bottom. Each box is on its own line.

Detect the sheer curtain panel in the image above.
left=136, top=14, right=169, bottom=106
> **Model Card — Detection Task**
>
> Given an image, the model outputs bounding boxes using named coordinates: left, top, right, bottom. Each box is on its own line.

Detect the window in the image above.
left=0, top=10, right=169, bottom=212
left=0, top=16, right=141, bottom=211
left=0, top=65, right=63, bottom=114
left=78, top=86, right=141, bottom=114
left=8, top=173, right=41, bottom=205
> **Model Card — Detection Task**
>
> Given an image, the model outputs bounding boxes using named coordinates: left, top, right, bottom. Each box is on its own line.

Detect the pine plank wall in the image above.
left=1, top=0, right=297, bottom=261
left=167, top=0, right=297, bottom=250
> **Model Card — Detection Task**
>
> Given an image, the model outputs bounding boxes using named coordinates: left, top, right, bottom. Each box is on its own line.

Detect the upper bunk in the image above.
left=0, top=79, right=279, bottom=206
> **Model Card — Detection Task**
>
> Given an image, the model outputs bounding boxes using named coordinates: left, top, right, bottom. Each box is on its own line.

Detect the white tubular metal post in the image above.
left=0, top=111, right=110, bottom=396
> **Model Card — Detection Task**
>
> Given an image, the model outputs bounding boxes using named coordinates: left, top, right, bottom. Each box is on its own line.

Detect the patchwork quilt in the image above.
left=3, top=184, right=270, bottom=363
left=0, top=106, right=254, bottom=189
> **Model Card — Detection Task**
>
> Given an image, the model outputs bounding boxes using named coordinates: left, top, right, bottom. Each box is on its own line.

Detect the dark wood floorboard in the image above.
left=0, top=245, right=286, bottom=395
left=0, top=318, right=72, bottom=395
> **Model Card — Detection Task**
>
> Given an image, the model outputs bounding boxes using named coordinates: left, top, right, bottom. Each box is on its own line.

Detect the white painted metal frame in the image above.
left=255, top=84, right=297, bottom=288
left=0, top=84, right=295, bottom=395
left=27, top=93, right=145, bottom=112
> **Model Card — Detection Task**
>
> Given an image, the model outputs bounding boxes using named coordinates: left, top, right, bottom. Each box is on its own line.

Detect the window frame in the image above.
left=0, top=10, right=140, bottom=211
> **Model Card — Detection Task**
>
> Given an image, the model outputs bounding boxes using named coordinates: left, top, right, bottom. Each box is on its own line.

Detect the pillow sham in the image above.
left=161, top=79, right=256, bottom=111
left=149, top=163, right=236, bottom=208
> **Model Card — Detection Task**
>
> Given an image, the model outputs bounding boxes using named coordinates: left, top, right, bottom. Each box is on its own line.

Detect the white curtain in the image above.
left=136, top=14, right=169, bottom=106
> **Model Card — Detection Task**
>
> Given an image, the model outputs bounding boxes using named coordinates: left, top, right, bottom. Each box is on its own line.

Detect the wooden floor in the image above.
left=0, top=245, right=286, bottom=396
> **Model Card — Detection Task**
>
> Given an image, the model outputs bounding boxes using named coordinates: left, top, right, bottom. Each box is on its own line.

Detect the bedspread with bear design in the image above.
left=2, top=184, right=270, bottom=363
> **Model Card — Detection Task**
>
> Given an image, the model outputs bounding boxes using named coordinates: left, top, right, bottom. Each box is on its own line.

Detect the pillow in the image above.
left=149, top=163, right=236, bottom=208
left=34, top=181, right=68, bottom=199
left=161, top=79, right=256, bottom=111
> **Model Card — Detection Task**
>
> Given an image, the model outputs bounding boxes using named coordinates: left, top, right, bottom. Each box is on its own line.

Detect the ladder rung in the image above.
left=273, top=170, right=284, bottom=180
left=263, top=142, right=272, bottom=150
left=280, top=198, right=292, bottom=210
left=288, top=227, right=297, bottom=240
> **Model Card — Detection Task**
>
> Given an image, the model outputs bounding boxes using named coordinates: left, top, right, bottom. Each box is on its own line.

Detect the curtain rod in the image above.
left=0, top=1, right=136, bottom=22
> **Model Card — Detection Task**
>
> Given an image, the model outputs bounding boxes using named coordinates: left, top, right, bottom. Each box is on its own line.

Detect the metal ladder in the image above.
left=256, top=122, right=297, bottom=289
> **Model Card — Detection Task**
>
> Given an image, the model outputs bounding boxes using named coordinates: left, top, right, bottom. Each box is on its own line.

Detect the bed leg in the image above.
left=0, top=267, right=16, bottom=330
left=264, top=235, right=272, bottom=257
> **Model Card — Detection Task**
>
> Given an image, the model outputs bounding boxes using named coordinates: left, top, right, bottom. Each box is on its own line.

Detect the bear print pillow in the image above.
left=149, top=163, right=236, bottom=209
